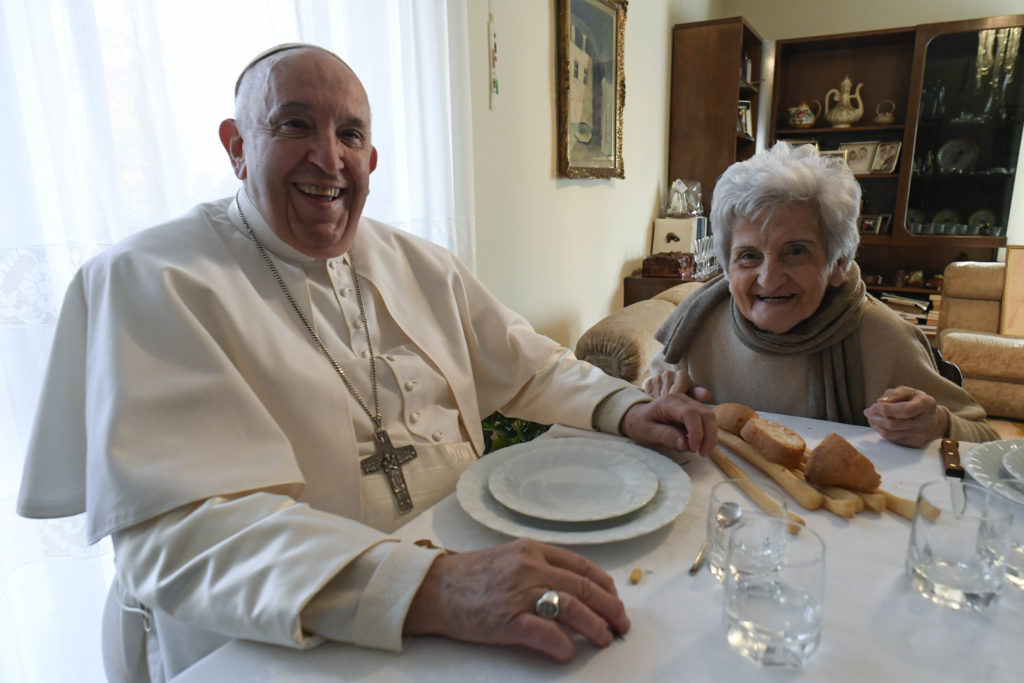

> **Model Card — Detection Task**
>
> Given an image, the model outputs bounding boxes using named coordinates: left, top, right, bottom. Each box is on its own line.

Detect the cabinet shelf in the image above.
left=775, top=124, right=906, bottom=135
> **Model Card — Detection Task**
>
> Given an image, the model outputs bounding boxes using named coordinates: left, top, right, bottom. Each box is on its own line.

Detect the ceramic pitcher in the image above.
left=824, top=75, right=864, bottom=127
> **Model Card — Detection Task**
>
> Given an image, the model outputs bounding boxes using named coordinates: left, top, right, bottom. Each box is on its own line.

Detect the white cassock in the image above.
left=18, top=191, right=650, bottom=682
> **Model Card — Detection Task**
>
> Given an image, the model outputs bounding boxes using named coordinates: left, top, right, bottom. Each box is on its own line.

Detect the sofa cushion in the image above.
left=938, top=298, right=1002, bottom=334
left=943, top=261, right=1005, bottom=299
left=575, top=298, right=676, bottom=383
left=652, top=281, right=706, bottom=306
left=940, top=330, right=1024, bottom=382
left=961, top=378, right=1024, bottom=421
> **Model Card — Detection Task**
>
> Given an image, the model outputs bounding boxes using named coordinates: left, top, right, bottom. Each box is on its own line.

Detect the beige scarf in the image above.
left=654, top=262, right=868, bottom=425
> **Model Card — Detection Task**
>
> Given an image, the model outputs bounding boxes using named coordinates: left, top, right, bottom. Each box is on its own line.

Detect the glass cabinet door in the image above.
left=907, top=26, right=1022, bottom=239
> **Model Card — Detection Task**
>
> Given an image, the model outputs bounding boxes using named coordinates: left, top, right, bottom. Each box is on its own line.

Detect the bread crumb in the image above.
left=629, top=568, right=643, bottom=584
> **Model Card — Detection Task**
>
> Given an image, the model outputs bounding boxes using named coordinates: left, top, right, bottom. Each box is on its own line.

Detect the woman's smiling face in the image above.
left=727, top=203, right=846, bottom=334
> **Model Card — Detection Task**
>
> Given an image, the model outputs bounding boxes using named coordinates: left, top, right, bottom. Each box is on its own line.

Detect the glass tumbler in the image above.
left=992, top=478, right=1024, bottom=590
left=906, top=479, right=1012, bottom=610
left=724, top=516, right=825, bottom=667
left=706, top=478, right=788, bottom=583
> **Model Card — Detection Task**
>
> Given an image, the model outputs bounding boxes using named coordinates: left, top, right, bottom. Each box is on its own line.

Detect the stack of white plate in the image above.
left=455, top=437, right=692, bottom=544
left=963, top=439, right=1024, bottom=487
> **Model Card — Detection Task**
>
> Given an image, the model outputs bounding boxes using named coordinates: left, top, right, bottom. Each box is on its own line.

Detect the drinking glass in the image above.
left=992, top=478, right=1024, bottom=590
left=723, top=516, right=824, bottom=667
left=906, top=479, right=1012, bottom=610
left=707, top=478, right=788, bottom=583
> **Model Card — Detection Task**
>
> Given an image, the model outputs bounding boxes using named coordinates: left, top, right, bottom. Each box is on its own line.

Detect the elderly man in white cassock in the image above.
left=17, top=44, right=716, bottom=682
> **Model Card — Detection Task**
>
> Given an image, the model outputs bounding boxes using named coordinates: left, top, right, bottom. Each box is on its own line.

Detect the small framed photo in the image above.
left=819, top=149, right=849, bottom=165
left=839, top=141, right=880, bottom=174
left=778, top=138, right=818, bottom=150
left=878, top=213, right=893, bottom=234
left=737, top=100, right=753, bottom=136
left=858, top=214, right=883, bottom=234
left=870, top=140, right=902, bottom=173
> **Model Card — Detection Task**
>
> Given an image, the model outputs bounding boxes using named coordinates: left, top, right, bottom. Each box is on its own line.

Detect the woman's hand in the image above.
left=620, top=393, right=717, bottom=456
left=643, top=369, right=712, bottom=402
left=404, top=538, right=629, bottom=662
left=863, top=385, right=950, bottom=448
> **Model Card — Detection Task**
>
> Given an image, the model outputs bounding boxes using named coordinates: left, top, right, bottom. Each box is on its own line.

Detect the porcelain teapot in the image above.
left=787, top=100, right=821, bottom=128
left=824, top=75, right=863, bottom=128
left=873, top=99, right=896, bottom=125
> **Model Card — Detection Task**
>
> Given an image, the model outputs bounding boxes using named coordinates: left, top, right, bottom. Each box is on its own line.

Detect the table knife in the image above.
left=941, top=438, right=965, bottom=479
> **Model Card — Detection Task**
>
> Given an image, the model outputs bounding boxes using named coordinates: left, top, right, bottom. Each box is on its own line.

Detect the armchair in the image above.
left=937, top=261, right=1024, bottom=420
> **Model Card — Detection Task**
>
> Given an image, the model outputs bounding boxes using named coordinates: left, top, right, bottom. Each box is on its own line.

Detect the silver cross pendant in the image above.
left=361, top=430, right=418, bottom=512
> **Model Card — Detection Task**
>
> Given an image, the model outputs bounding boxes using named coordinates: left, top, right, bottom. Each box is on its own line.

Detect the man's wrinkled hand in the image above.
left=621, top=393, right=716, bottom=456
left=404, top=538, right=629, bottom=662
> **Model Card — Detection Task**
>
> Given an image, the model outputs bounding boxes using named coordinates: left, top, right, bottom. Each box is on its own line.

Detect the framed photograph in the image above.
left=878, top=213, right=893, bottom=234
left=737, top=100, right=753, bottom=136
left=556, top=0, right=627, bottom=179
left=839, top=141, right=880, bottom=174
left=777, top=138, right=818, bottom=150
left=870, top=140, right=902, bottom=173
left=858, top=214, right=883, bottom=235
left=820, top=149, right=849, bottom=165
left=1001, top=245, right=1024, bottom=336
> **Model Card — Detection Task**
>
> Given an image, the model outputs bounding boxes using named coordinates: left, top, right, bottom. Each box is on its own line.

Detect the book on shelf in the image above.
left=928, top=293, right=942, bottom=311
left=926, top=310, right=940, bottom=325
left=885, top=301, right=929, bottom=316
left=880, top=293, right=929, bottom=311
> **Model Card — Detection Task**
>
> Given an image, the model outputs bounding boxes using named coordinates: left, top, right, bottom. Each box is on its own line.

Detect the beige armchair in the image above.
left=938, top=261, right=1024, bottom=420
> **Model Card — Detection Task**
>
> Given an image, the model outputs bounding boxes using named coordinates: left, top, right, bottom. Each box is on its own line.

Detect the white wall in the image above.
left=467, top=0, right=713, bottom=346
left=468, top=1, right=1023, bottom=347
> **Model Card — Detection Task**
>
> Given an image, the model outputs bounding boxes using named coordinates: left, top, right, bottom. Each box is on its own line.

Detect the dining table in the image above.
left=173, top=412, right=1024, bottom=682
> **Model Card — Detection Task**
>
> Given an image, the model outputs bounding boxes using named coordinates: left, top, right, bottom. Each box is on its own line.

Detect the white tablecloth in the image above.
left=175, top=413, right=1024, bottom=682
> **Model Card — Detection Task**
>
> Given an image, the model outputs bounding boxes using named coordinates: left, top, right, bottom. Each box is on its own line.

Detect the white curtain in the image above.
left=0, top=1, right=473, bottom=680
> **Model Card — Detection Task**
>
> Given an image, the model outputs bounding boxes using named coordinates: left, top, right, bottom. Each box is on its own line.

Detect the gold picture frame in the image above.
left=1001, top=245, right=1024, bottom=336
left=556, top=0, right=626, bottom=179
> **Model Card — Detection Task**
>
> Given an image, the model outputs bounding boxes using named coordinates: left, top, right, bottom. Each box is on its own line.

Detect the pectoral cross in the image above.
left=361, top=430, right=418, bottom=512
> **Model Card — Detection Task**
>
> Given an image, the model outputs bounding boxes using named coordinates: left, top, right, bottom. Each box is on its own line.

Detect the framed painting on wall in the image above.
left=1001, top=245, right=1024, bottom=336
left=556, top=0, right=627, bottom=178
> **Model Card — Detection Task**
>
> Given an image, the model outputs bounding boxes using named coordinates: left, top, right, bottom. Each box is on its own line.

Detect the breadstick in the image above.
left=709, top=447, right=806, bottom=532
left=880, top=489, right=916, bottom=520
left=792, top=470, right=859, bottom=518
left=717, top=430, right=824, bottom=510
left=855, top=491, right=887, bottom=513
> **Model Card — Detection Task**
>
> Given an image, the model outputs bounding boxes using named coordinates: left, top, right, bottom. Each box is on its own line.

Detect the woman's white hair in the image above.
left=709, top=141, right=861, bottom=277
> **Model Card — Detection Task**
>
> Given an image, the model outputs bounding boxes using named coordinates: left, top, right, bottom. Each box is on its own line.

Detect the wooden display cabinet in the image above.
left=767, top=16, right=1023, bottom=287
left=669, top=17, right=762, bottom=217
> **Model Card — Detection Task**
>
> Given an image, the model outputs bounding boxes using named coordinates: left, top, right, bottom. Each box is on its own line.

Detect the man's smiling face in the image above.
left=226, top=47, right=377, bottom=258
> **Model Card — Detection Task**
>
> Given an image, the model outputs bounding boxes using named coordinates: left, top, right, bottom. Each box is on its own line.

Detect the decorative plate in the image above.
left=968, top=208, right=997, bottom=229
left=456, top=437, right=692, bottom=545
left=931, top=209, right=961, bottom=226
left=906, top=208, right=927, bottom=225
left=487, top=444, right=659, bottom=522
left=936, top=137, right=980, bottom=172
left=963, top=439, right=1024, bottom=487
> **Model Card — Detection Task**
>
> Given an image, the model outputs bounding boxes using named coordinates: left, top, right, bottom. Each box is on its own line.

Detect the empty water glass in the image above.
left=724, top=516, right=825, bottom=667
left=992, top=478, right=1024, bottom=590
left=906, top=479, right=1012, bottom=610
left=707, top=478, right=788, bottom=583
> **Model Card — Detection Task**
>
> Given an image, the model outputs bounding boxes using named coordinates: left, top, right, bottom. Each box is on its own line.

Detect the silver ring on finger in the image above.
left=535, top=589, right=560, bottom=619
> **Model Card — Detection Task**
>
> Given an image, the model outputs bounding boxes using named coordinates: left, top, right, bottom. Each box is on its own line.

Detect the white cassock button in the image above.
left=410, top=411, right=421, bottom=423
left=432, top=431, right=445, bottom=442
left=404, top=379, right=418, bottom=391
left=360, top=349, right=369, bottom=358
left=353, top=318, right=363, bottom=329
left=339, top=287, right=350, bottom=297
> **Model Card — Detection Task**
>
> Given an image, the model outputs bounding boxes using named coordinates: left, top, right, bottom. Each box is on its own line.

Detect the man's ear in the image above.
left=829, top=258, right=848, bottom=287
left=369, top=145, right=378, bottom=174
left=219, top=119, right=246, bottom=180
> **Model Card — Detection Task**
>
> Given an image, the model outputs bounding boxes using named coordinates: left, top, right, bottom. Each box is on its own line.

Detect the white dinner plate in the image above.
left=963, top=439, right=1024, bottom=487
left=1003, top=448, right=1024, bottom=481
left=457, top=438, right=692, bottom=545
left=486, top=442, right=659, bottom=522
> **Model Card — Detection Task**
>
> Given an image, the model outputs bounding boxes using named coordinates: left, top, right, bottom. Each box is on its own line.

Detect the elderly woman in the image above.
left=645, top=142, right=997, bottom=447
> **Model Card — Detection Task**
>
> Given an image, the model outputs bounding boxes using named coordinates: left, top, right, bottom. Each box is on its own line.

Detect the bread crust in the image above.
left=805, top=433, right=881, bottom=492
left=713, top=402, right=758, bottom=436
left=740, top=417, right=805, bottom=468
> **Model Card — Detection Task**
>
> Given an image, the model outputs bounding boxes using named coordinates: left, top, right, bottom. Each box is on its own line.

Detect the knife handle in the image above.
left=941, top=438, right=965, bottom=479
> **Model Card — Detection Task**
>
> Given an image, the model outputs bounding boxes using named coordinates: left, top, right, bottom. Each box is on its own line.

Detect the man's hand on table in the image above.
left=863, top=385, right=950, bottom=448
left=404, top=538, right=629, bottom=662
left=621, top=390, right=717, bottom=457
